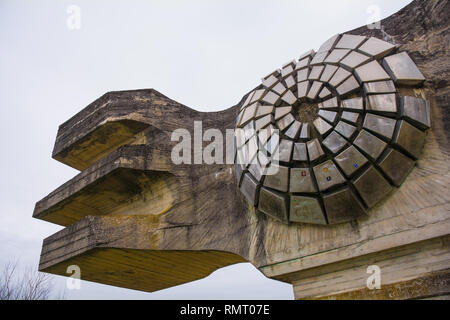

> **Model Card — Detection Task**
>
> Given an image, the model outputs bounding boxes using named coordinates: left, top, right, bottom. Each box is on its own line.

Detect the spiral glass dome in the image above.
left=235, top=34, right=430, bottom=225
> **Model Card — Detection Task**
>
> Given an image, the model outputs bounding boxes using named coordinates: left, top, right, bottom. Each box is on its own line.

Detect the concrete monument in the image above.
left=34, top=0, right=449, bottom=299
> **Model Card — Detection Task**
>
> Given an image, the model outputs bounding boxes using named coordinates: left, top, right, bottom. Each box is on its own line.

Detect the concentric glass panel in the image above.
left=235, top=34, right=429, bottom=225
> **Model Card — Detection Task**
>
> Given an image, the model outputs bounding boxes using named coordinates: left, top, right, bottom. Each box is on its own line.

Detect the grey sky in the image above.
left=0, top=0, right=412, bottom=299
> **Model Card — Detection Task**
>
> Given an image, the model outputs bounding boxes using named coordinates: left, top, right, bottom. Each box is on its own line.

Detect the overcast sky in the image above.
left=0, top=0, right=412, bottom=299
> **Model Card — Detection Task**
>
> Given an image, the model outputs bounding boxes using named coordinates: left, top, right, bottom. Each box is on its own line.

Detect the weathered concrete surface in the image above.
left=35, top=0, right=449, bottom=298
left=35, top=90, right=255, bottom=292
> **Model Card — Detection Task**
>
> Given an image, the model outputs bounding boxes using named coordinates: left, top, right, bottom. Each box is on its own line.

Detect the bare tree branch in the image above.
left=0, top=261, right=64, bottom=300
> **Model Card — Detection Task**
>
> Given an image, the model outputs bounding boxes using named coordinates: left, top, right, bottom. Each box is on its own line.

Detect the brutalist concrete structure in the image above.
left=34, top=0, right=449, bottom=299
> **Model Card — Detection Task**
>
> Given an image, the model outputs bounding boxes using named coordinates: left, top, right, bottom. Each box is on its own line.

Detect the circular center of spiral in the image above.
left=292, top=101, right=319, bottom=124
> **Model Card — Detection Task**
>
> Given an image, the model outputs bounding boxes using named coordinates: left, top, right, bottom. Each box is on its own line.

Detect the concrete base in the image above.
left=266, top=236, right=450, bottom=299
